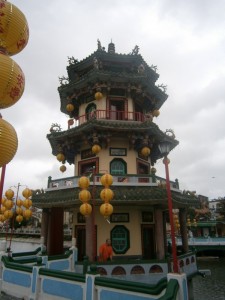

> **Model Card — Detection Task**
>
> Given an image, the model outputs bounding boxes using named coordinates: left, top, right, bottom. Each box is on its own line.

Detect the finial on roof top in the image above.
left=131, top=45, right=140, bottom=55
left=108, top=40, right=115, bottom=54
left=97, top=39, right=102, bottom=50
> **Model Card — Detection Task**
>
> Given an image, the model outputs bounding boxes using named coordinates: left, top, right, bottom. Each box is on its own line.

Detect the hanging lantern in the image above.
left=66, top=103, right=74, bottom=112
left=79, top=190, right=91, bottom=203
left=0, top=0, right=29, bottom=56
left=100, top=173, right=113, bottom=187
left=16, top=214, right=23, bottom=223
left=22, top=188, right=32, bottom=198
left=0, top=206, right=6, bottom=213
left=95, top=91, right=103, bottom=101
left=4, top=210, right=13, bottom=219
left=100, top=188, right=114, bottom=202
left=141, top=146, right=150, bottom=157
left=56, top=153, right=65, bottom=162
left=151, top=167, right=156, bottom=174
left=5, top=188, right=14, bottom=199
left=0, top=214, right=6, bottom=222
left=100, top=203, right=113, bottom=218
left=23, top=209, right=32, bottom=219
left=16, top=207, right=23, bottom=215
left=16, top=199, right=23, bottom=207
left=0, top=53, right=25, bottom=109
left=23, top=198, right=32, bottom=209
left=60, top=165, right=66, bottom=172
left=92, top=144, right=101, bottom=154
left=80, top=203, right=92, bottom=216
left=4, top=199, right=13, bottom=209
left=152, top=109, right=160, bottom=117
left=78, top=176, right=90, bottom=189
left=1, top=198, right=6, bottom=206
left=0, top=118, right=18, bottom=167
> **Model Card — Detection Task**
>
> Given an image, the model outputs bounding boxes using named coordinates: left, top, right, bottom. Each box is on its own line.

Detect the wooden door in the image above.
left=141, top=224, right=155, bottom=259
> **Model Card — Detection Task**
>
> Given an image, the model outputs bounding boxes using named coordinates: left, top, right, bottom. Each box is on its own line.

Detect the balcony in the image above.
left=46, top=174, right=181, bottom=193
left=73, top=109, right=145, bottom=126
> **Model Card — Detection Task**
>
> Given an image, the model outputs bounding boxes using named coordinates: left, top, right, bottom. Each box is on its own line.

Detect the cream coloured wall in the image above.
left=72, top=206, right=154, bottom=257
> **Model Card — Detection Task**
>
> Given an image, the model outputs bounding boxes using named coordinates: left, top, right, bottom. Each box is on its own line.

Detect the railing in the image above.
left=71, top=109, right=145, bottom=126
left=46, top=174, right=181, bottom=193
left=176, top=236, right=225, bottom=246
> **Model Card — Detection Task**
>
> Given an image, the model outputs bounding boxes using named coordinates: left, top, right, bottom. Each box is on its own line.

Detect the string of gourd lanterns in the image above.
left=0, top=0, right=29, bottom=168
left=0, top=187, right=32, bottom=224
left=78, top=173, right=114, bottom=219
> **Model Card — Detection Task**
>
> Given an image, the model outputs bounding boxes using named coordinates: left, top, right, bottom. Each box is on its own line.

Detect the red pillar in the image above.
left=47, top=207, right=64, bottom=255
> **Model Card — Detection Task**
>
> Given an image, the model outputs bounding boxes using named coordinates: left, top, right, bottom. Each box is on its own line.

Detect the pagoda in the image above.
left=32, top=41, right=199, bottom=259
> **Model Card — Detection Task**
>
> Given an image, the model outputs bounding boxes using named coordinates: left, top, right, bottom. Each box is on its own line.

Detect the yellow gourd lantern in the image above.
left=100, top=188, right=114, bottom=202
left=4, top=199, right=13, bottom=209
left=80, top=203, right=92, bottom=216
left=92, top=144, right=101, bottom=154
left=23, top=209, right=32, bottom=219
left=78, top=176, right=90, bottom=189
left=16, top=215, right=23, bottom=223
left=0, top=214, right=6, bottom=222
left=22, top=188, right=32, bottom=198
left=0, top=206, right=6, bottom=213
left=16, top=207, right=23, bottom=215
left=16, top=199, right=23, bottom=207
left=79, top=190, right=91, bottom=203
left=66, top=103, right=74, bottom=112
left=4, top=209, right=13, bottom=219
left=152, top=109, right=160, bottom=117
left=100, top=174, right=113, bottom=187
left=95, top=92, right=103, bottom=101
left=0, top=118, right=18, bottom=167
left=100, top=203, right=113, bottom=218
left=0, top=53, right=25, bottom=109
left=151, top=167, right=156, bottom=174
left=23, top=198, right=32, bottom=209
left=0, top=0, right=29, bottom=56
left=141, top=146, right=150, bottom=157
left=5, top=188, right=14, bottom=199
left=60, top=165, right=66, bottom=172
left=57, top=153, right=65, bottom=162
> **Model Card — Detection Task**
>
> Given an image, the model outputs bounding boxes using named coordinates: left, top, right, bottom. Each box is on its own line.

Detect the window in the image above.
left=110, top=159, right=126, bottom=175
left=86, top=103, right=96, bottom=120
left=78, top=158, right=99, bottom=176
left=111, top=225, right=130, bottom=254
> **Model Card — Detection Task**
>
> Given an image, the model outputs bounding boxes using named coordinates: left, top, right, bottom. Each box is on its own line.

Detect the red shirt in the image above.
left=99, top=243, right=113, bottom=262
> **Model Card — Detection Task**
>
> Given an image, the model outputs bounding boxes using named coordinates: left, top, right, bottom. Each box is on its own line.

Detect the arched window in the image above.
left=86, top=103, right=96, bottom=120
left=110, top=159, right=126, bottom=175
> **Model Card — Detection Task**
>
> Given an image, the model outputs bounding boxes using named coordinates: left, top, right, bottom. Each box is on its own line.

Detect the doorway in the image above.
left=75, top=225, right=97, bottom=261
left=141, top=224, right=155, bottom=259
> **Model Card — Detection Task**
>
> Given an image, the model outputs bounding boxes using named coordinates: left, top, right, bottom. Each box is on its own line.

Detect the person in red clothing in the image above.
left=99, top=238, right=113, bottom=262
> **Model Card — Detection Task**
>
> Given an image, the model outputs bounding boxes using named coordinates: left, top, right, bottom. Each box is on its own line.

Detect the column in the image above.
left=179, top=208, right=189, bottom=253
left=47, top=207, right=64, bottom=255
left=41, top=208, right=49, bottom=249
left=154, top=207, right=165, bottom=259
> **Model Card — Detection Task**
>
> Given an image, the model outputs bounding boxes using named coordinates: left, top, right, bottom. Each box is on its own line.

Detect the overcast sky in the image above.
left=1, top=0, right=225, bottom=200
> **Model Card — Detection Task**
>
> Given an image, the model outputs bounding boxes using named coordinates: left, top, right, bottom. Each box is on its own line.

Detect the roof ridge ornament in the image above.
left=130, top=45, right=140, bottom=55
